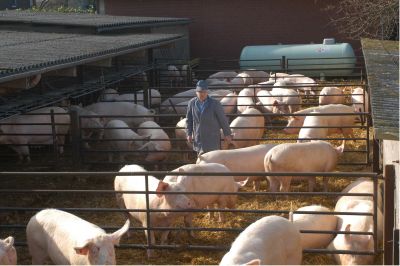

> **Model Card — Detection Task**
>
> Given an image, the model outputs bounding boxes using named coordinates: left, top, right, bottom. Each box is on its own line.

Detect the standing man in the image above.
left=186, top=80, right=232, bottom=155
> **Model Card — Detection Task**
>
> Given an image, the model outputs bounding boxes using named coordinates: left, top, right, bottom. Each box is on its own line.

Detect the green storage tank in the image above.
left=239, top=39, right=356, bottom=77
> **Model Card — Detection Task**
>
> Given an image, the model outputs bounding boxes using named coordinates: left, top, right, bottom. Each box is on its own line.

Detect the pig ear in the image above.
left=74, top=240, right=94, bottom=255
left=156, top=181, right=169, bottom=197
left=335, top=140, right=345, bottom=154
left=245, top=259, right=261, bottom=265
left=344, top=224, right=352, bottom=241
left=109, top=219, right=130, bottom=246
left=3, top=236, right=14, bottom=250
left=272, top=100, right=279, bottom=106
left=236, top=178, right=250, bottom=188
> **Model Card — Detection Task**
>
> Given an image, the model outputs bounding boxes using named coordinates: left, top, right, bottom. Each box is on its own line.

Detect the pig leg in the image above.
left=56, top=135, right=65, bottom=154
left=160, top=230, right=170, bottom=245
left=307, top=177, right=316, bottom=192
left=144, top=222, right=156, bottom=258
left=115, top=194, right=132, bottom=236
left=184, top=214, right=195, bottom=238
left=217, top=201, right=227, bottom=223
left=279, top=177, right=292, bottom=192
left=206, top=205, right=215, bottom=220
left=253, top=180, right=260, bottom=191
left=29, top=243, right=48, bottom=265
left=12, top=144, right=30, bottom=163
left=267, top=176, right=279, bottom=192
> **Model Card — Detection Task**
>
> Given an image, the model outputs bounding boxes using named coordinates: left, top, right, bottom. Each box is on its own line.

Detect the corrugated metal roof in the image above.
left=0, top=65, right=153, bottom=120
left=0, top=10, right=191, bottom=32
left=361, top=38, right=399, bottom=141
left=0, top=30, right=184, bottom=83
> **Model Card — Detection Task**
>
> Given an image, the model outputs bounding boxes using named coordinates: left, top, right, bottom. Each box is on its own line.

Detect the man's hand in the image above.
left=224, top=135, right=233, bottom=144
left=187, top=135, right=193, bottom=143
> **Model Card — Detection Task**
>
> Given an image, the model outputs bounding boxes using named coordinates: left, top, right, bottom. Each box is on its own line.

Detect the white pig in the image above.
left=0, top=237, right=17, bottom=265
left=114, top=164, right=194, bottom=258
left=241, top=70, right=270, bottom=84
left=137, top=121, right=172, bottom=162
left=351, top=87, right=369, bottom=125
left=196, top=144, right=277, bottom=191
left=319, top=87, right=345, bottom=105
left=207, top=71, right=238, bottom=83
left=264, top=141, right=345, bottom=192
left=175, top=117, right=193, bottom=147
left=256, top=90, right=276, bottom=113
left=292, top=205, right=338, bottom=249
left=283, top=106, right=319, bottom=134
left=231, top=73, right=253, bottom=88
left=98, top=88, right=118, bottom=102
left=164, top=163, right=244, bottom=233
left=283, top=75, right=317, bottom=96
left=237, top=87, right=261, bottom=113
left=284, top=104, right=355, bottom=135
left=298, top=107, right=356, bottom=142
left=271, top=81, right=302, bottom=114
left=103, top=120, right=150, bottom=162
left=219, top=215, right=302, bottom=265
left=162, top=100, right=189, bottom=115
left=328, top=178, right=383, bottom=265
left=111, top=89, right=162, bottom=107
left=69, top=105, right=104, bottom=149
left=268, top=72, right=290, bottom=82
left=26, top=209, right=129, bottom=265
left=351, top=87, right=369, bottom=113
left=219, top=92, right=237, bottom=114
left=163, top=65, right=182, bottom=86
left=226, top=107, right=265, bottom=150
left=160, top=89, right=196, bottom=112
left=0, top=107, right=70, bottom=162
left=85, top=102, right=154, bottom=127
left=249, top=80, right=275, bottom=91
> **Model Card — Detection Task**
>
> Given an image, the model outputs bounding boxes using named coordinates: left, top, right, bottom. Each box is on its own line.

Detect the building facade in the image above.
left=100, top=0, right=361, bottom=59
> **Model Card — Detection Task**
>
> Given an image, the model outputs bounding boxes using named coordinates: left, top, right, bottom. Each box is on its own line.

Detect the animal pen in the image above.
left=1, top=50, right=395, bottom=265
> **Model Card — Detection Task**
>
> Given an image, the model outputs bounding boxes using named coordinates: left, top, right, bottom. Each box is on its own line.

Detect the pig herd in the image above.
left=0, top=69, right=379, bottom=265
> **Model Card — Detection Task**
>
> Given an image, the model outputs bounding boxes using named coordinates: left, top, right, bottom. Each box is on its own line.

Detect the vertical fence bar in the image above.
left=50, top=109, right=59, bottom=161
left=143, top=86, right=149, bottom=109
left=394, top=229, right=399, bottom=265
left=373, top=139, right=381, bottom=173
left=366, top=112, right=371, bottom=165
left=69, top=109, right=81, bottom=168
left=384, top=164, right=395, bottom=265
left=373, top=174, right=378, bottom=255
left=144, top=173, right=151, bottom=254
left=281, top=56, right=286, bottom=72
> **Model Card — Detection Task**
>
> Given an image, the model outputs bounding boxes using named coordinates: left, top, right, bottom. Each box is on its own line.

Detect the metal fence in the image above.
left=0, top=170, right=383, bottom=263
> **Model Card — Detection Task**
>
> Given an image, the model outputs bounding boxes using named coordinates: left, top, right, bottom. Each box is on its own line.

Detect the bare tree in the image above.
left=325, top=0, right=399, bottom=40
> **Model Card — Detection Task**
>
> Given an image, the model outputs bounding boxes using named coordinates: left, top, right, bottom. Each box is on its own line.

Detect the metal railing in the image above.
left=0, top=171, right=382, bottom=262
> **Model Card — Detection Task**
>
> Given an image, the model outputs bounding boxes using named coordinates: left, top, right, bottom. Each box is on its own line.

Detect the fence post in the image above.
left=144, top=173, right=152, bottom=255
left=373, top=139, right=381, bottom=173
left=50, top=109, right=59, bottom=161
left=69, top=109, right=81, bottom=168
left=384, top=164, right=395, bottom=265
left=281, top=56, right=286, bottom=72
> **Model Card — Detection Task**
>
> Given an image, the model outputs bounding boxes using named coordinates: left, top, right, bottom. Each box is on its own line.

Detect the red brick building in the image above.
left=99, top=0, right=361, bottom=59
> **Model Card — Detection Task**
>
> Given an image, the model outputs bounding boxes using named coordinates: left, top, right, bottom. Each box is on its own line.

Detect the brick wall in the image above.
left=104, top=0, right=361, bottom=59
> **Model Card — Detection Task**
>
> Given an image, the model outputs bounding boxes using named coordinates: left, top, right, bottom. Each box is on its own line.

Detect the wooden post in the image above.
left=384, top=164, right=395, bottom=265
